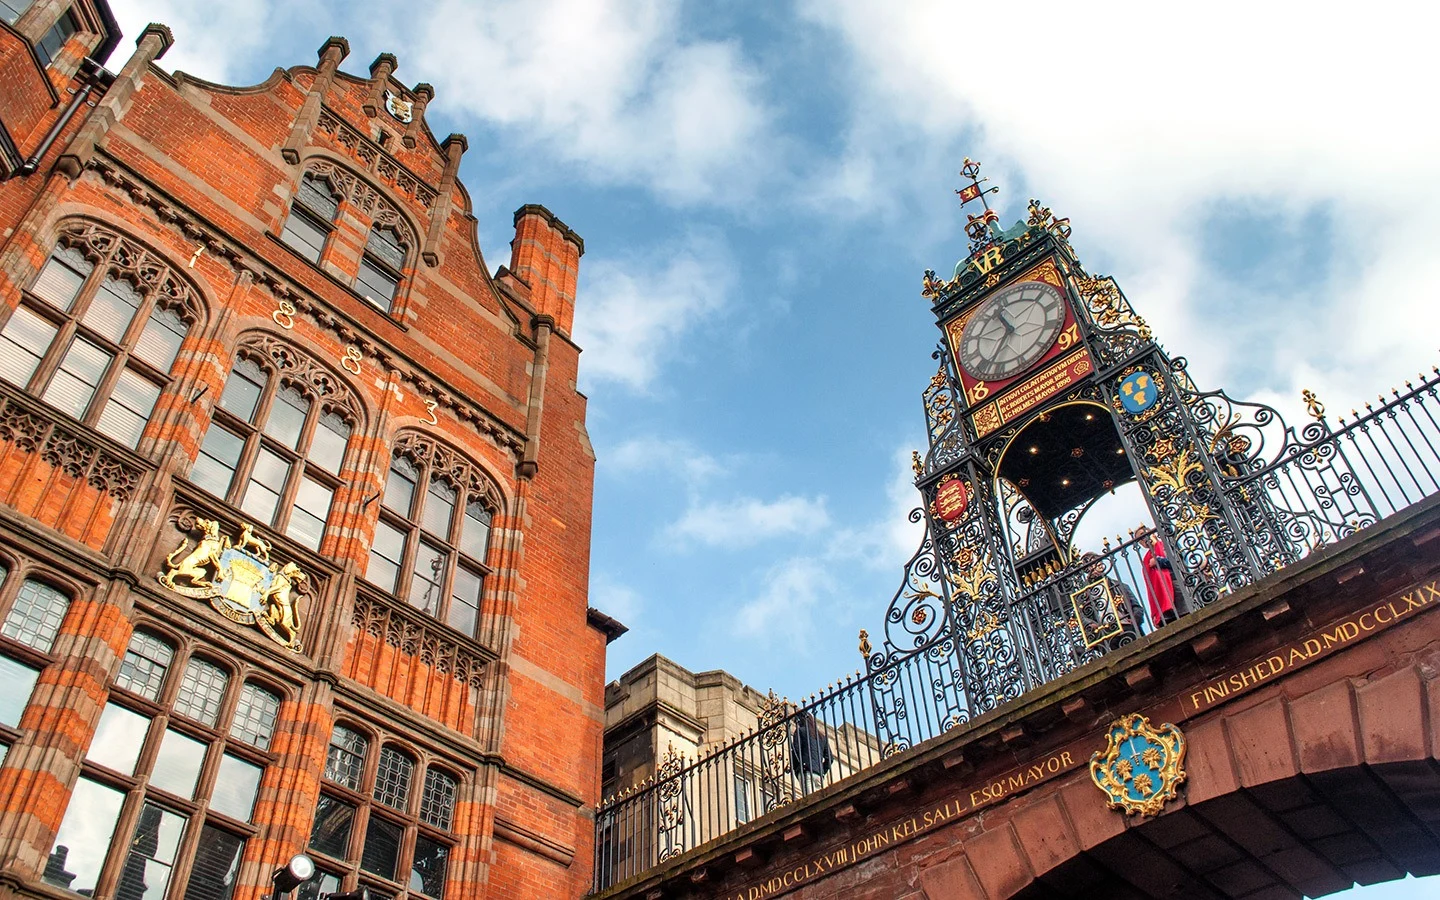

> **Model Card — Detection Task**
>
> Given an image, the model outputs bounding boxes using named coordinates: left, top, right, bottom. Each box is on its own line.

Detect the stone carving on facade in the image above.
left=0, top=383, right=145, bottom=500
left=235, top=332, right=364, bottom=427
left=56, top=219, right=204, bottom=325
left=315, top=109, right=438, bottom=208
left=158, top=510, right=312, bottom=651
left=392, top=430, right=504, bottom=511
left=81, top=159, right=521, bottom=458
left=350, top=590, right=488, bottom=688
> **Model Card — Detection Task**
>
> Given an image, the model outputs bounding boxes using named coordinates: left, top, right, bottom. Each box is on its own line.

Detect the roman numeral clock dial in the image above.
left=958, top=281, right=1066, bottom=383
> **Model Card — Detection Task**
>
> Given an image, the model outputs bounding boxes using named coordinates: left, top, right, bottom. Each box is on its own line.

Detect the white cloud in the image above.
left=590, top=574, right=644, bottom=626
left=733, top=556, right=836, bottom=643
left=604, top=435, right=726, bottom=485
left=669, top=495, right=830, bottom=549
left=107, top=0, right=310, bottom=84
left=798, top=0, right=1440, bottom=401
left=572, top=234, right=734, bottom=392
left=397, top=0, right=775, bottom=203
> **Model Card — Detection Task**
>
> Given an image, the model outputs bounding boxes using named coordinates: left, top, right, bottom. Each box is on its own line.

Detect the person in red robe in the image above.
left=1138, top=527, right=1179, bottom=626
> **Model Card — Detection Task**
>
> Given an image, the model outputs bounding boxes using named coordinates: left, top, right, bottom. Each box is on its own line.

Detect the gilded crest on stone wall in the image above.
left=158, top=514, right=308, bottom=652
left=384, top=90, right=414, bottom=123
left=1090, top=713, right=1186, bottom=816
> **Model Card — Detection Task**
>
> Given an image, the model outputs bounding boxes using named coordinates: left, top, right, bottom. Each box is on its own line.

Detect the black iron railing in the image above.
left=590, top=366, right=1440, bottom=892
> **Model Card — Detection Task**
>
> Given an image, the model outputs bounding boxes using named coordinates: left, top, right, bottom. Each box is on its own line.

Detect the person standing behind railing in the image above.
left=1137, top=526, right=1181, bottom=626
left=790, top=710, right=833, bottom=793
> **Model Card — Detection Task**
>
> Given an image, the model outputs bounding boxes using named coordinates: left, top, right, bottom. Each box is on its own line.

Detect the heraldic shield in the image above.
left=159, top=515, right=307, bottom=652
left=1090, top=713, right=1187, bottom=816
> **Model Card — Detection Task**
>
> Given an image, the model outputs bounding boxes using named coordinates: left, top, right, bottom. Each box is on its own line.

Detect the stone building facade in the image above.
left=0, top=7, right=617, bottom=900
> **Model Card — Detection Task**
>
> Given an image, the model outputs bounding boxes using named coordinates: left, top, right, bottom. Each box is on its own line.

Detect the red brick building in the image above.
left=0, top=6, right=618, bottom=900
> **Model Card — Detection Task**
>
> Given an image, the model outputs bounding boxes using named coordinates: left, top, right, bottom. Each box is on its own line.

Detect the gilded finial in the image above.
left=922, top=269, right=946, bottom=300
left=1136, top=316, right=1152, bottom=342
left=911, top=450, right=923, bottom=476
left=1301, top=389, right=1326, bottom=421
left=858, top=628, right=872, bottom=658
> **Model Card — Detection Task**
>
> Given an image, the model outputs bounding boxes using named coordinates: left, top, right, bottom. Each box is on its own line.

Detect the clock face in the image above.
left=958, top=281, right=1067, bottom=381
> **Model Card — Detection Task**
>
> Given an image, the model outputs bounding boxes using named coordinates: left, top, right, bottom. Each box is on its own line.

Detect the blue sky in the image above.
left=106, top=1, right=1440, bottom=895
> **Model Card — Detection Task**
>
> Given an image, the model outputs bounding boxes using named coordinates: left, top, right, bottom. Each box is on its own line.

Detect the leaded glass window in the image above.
left=419, top=769, right=456, bottom=831
left=325, top=724, right=367, bottom=790
left=114, top=629, right=174, bottom=701
left=2, top=578, right=69, bottom=652
left=314, top=723, right=459, bottom=898
left=46, top=632, right=274, bottom=900
left=172, top=658, right=228, bottom=726
left=373, top=745, right=414, bottom=810
left=367, top=443, right=496, bottom=639
left=229, top=683, right=281, bottom=750
left=192, top=345, right=355, bottom=551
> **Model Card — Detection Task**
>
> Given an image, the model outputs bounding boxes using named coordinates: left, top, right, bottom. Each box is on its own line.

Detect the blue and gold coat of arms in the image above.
left=1090, top=713, right=1186, bottom=816
left=159, top=515, right=308, bottom=652
left=1117, top=370, right=1159, bottom=415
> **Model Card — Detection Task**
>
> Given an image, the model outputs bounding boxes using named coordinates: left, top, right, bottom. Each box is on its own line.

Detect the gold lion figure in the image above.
left=161, top=518, right=226, bottom=589
left=263, top=561, right=306, bottom=648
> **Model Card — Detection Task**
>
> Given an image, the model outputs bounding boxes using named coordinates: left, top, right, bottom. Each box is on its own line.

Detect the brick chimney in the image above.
left=508, top=205, right=583, bottom=335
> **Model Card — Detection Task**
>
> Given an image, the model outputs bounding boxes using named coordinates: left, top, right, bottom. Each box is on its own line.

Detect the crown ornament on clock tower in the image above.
left=868, top=160, right=1306, bottom=728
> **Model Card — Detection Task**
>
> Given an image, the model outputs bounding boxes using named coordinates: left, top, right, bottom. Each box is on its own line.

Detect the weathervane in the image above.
left=956, top=158, right=1001, bottom=252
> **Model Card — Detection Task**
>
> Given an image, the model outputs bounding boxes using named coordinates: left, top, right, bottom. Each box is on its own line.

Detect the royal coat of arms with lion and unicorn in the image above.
left=158, top=514, right=309, bottom=652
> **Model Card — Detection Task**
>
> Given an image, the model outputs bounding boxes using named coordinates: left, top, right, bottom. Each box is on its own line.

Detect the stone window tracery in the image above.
left=308, top=724, right=458, bottom=900
left=190, top=333, right=361, bottom=551
left=366, top=431, right=499, bottom=639
left=287, top=158, right=417, bottom=318
left=42, top=626, right=283, bottom=900
left=0, top=221, right=202, bottom=451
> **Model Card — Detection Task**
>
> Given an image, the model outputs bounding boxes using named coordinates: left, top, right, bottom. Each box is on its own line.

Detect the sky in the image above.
left=102, top=1, right=1440, bottom=895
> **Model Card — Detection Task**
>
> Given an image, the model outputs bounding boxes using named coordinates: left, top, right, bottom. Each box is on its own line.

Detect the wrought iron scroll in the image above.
left=756, top=691, right=795, bottom=811
left=655, top=744, right=687, bottom=862
left=921, top=347, right=969, bottom=476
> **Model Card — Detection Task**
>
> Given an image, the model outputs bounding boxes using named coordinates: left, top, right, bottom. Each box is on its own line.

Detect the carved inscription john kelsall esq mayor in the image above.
left=724, top=750, right=1079, bottom=900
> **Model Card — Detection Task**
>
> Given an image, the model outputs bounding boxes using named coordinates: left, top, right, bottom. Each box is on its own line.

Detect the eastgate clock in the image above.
left=958, top=280, right=1066, bottom=381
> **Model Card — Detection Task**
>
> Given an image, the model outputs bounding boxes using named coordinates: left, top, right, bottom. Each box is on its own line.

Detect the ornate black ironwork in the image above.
left=592, top=191, right=1440, bottom=892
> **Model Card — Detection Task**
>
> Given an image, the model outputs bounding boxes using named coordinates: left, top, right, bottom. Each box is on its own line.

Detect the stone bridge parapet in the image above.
left=597, top=494, right=1440, bottom=900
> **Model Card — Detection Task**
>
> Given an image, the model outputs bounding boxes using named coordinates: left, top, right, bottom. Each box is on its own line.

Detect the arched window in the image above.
left=366, top=434, right=497, bottom=637
left=281, top=172, right=342, bottom=263
left=0, top=223, right=200, bottom=449
left=356, top=224, right=406, bottom=313
left=47, top=632, right=285, bottom=900
left=191, top=335, right=361, bottom=551
left=0, top=571, right=72, bottom=736
left=308, top=730, right=458, bottom=900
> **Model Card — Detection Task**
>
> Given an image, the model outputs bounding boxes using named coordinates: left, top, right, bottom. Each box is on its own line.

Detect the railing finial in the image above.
left=858, top=628, right=872, bottom=658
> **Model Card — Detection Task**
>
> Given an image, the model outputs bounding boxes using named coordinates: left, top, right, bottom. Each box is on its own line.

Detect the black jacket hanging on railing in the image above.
left=790, top=711, right=833, bottom=776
